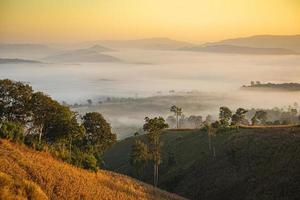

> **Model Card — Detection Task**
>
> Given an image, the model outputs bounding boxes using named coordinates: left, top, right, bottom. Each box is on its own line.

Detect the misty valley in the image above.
left=1, top=40, right=300, bottom=139
left=1, top=35, right=300, bottom=200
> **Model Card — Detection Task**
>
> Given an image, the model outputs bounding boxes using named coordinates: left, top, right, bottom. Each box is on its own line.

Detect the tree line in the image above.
left=0, top=79, right=116, bottom=171
left=129, top=104, right=300, bottom=186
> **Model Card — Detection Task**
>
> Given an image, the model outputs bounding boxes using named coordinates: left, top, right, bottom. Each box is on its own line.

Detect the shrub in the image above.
left=83, top=154, right=98, bottom=172
left=0, top=121, right=24, bottom=144
left=24, top=134, right=46, bottom=151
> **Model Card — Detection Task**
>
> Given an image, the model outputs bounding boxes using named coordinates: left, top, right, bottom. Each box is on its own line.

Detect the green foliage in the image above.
left=0, top=79, right=33, bottom=125
left=130, top=139, right=149, bottom=177
left=231, top=108, right=248, bottom=131
left=105, top=128, right=300, bottom=200
left=82, top=112, right=116, bottom=154
left=0, top=121, right=24, bottom=143
left=251, top=110, right=268, bottom=125
left=0, top=79, right=115, bottom=171
left=143, top=116, right=168, bottom=187
left=83, top=154, right=98, bottom=172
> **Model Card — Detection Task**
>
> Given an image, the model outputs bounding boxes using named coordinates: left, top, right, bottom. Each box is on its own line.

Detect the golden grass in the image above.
left=0, top=171, right=48, bottom=200
left=0, top=140, right=185, bottom=200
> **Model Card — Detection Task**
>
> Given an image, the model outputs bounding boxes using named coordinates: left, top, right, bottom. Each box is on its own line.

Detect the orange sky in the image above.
left=0, top=0, right=299, bottom=43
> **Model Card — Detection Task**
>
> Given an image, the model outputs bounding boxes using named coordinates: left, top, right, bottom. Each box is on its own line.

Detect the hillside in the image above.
left=203, top=35, right=300, bottom=53
left=44, top=46, right=120, bottom=63
left=242, top=82, right=300, bottom=91
left=104, top=127, right=300, bottom=200
left=179, top=44, right=297, bottom=55
left=0, top=140, right=185, bottom=200
left=0, top=58, right=43, bottom=64
left=83, top=38, right=193, bottom=50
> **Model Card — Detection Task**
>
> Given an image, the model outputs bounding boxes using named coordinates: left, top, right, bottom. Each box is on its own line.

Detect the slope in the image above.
left=104, top=127, right=300, bottom=200
left=204, top=35, right=300, bottom=53
left=179, top=44, right=297, bottom=55
left=0, top=139, right=185, bottom=200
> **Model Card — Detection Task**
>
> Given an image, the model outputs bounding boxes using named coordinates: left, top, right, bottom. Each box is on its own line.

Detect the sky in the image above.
left=0, top=0, right=299, bottom=43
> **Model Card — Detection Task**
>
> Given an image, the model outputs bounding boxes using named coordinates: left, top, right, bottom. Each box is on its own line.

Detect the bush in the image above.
left=83, top=154, right=98, bottom=172
left=0, top=121, right=24, bottom=143
left=24, top=134, right=46, bottom=151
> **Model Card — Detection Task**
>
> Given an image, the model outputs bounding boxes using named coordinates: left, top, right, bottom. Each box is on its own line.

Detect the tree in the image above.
left=130, top=139, right=149, bottom=178
left=204, top=122, right=218, bottom=158
left=30, top=92, right=59, bottom=142
left=87, top=99, right=92, bottom=106
left=170, top=105, right=182, bottom=129
left=0, top=79, right=33, bottom=125
left=82, top=112, right=116, bottom=154
left=251, top=110, right=268, bottom=125
left=219, top=107, right=232, bottom=127
left=188, top=115, right=203, bottom=129
left=204, top=115, right=212, bottom=125
left=231, top=108, right=248, bottom=131
left=143, top=117, right=168, bottom=187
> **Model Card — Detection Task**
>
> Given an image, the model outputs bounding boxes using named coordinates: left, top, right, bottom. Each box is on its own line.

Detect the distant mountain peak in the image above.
left=86, top=45, right=114, bottom=52
left=203, top=34, right=300, bottom=53
left=180, top=44, right=298, bottom=55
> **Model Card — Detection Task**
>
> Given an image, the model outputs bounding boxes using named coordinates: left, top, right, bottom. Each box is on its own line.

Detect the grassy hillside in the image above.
left=0, top=140, right=185, bottom=200
left=104, top=127, right=300, bottom=200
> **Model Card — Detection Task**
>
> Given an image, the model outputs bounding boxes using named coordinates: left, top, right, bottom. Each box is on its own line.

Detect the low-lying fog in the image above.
left=1, top=50, right=300, bottom=138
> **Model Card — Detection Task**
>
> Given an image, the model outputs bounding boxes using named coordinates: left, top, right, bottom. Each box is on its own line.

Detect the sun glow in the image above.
left=0, top=0, right=299, bottom=43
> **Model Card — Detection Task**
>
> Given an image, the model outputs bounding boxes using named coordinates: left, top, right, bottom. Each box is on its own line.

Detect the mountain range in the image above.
left=83, top=37, right=193, bottom=50
left=1, top=35, right=299, bottom=61
left=180, top=44, right=298, bottom=55
left=44, top=45, right=120, bottom=63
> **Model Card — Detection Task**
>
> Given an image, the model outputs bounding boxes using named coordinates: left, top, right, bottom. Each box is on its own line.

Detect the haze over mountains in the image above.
left=180, top=44, right=298, bottom=55
left=44, top=45, right=120, bottom=63
left=0, top=58, right=42, bottom=64
left=180, top=35, right=300, bottom=55
left=205, top=35, right=300, bottom=53
left=82, top=37, right=193, bottom=50
left=0, top=35, right=299, bottom=63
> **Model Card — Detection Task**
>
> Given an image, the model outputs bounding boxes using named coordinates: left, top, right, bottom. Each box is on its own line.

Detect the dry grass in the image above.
left=0, top=140, right=185, bottom=200
left=0, top=171, right=48, bottom=200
